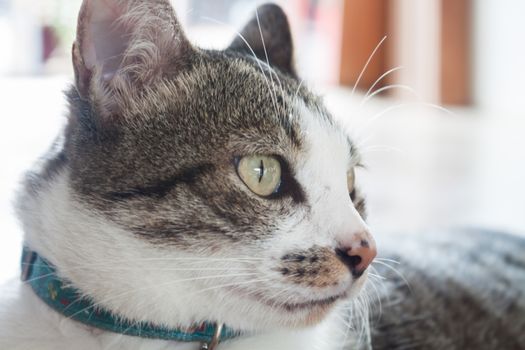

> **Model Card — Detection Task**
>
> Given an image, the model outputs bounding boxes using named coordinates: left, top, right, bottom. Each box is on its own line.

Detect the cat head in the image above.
left=21, top=0, right=375, bottom=332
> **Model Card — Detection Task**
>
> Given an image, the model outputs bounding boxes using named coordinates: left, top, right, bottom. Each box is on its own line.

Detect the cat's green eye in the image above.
left=347, top=168, right=356, bottom=194
left=237, top=155, right=282, bottom=197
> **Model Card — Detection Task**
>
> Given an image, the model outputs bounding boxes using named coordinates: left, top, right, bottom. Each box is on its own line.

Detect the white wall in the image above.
left=473, top=0, right=525, bottom=112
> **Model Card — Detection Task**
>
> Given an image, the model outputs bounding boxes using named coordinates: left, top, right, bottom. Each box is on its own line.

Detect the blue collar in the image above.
left=21, top=247, right=240, bottom=349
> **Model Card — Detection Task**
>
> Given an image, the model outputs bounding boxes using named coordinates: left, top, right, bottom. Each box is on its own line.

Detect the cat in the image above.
left=0, top=1, right=376, bottom=349
left=2, top=1, right=524, bottom=350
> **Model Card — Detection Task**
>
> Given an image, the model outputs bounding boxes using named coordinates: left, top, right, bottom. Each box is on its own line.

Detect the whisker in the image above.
left=292, top=78, right=305, bottom=102
left=24, top=264, right=257, bottom=278
left=365, top=276, right=383, bottom=323
left=360, top=84, right=419, bottom=107
left=183, top=278, right=271, bottom=300
left=351, top=35, right=387, bottom=97
left=288, top=77, right=305, bottom=122
left=255, top=7, right=280, bottom=111
left=375, top=257, right=401, bottom=265
left=357, top=100, right=457, bottom=136
left=372, top=260, right=412, bottom=292
left=367, top=272, right=387, bottom=281
left=23, top=263, right=258, bottom=273
left=364, top=66, right=404, bottom=98
left=61, top=272, right=259, bottom=323
left=21, top=271, right=58, bottom=284
left=253, top=5, right=287, bottom=121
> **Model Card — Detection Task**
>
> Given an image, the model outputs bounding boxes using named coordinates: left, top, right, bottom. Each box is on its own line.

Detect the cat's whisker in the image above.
left=367, top=272, right=387, bottom=281
left=287, top=77, right=305, bottom=129
left=364, top=66, right=404, bottom=98
left=254, top=6, right=287, bottom=118
left=334, top=312, right=354, bottom=335
left=255, top=8, right=282, bottom=114
left=352, top=103, right=408, bottom=138
left=291, top=78, right=305, bottom=108
left=356, top=100, right=456, bottom=137
left=61, top=273, right=260, bottom=323
left=86, top=256, right=263, bottom=261
left=371, top=260, right=412, bottom=292
left=68, top=256, right=264, bottom=265
left=256, top=284, right=298, bottom=307
left=20, top=271, right=58, bottom=284
left=365, top=276, right=384, bottom=322
left=356, top=294, right=371, bottom=347
left=255, top=286, right=285, bottom=304
left=269, top=287, right=296, bottom=308
left=346, top=298, right=365, bottom=345
left=414, top=101, right=456, bottom=117
left=360, top=84, right=419, bottom=107
left=339, top=312, right=352, bottom=350
left=369, top=265, right=385, bottom=279
left=351, top=35, right=387, bottom=98
left=270, top=68, right=286, bottom=112
left=353, top=133, right=375, bottom=150
left=23, top=263, right=259, bottom=272
left=179, top=277, right=271, bottom=300
left=375, top=257, right=401, bottom=265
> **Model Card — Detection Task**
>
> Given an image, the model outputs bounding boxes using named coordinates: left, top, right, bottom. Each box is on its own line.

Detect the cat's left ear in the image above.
left=72, top=0, right=194, bottom=116
left=228, top=4, right=296, bottom=77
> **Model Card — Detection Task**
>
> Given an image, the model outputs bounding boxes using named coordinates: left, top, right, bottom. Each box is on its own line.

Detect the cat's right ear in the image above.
left=72, top=0, right=193, bottom=117
left=228, top=4, right=296, bottom=77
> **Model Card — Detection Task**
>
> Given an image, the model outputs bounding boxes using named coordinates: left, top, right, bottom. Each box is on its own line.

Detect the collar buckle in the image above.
left=200, top=323, right=223, bottom=350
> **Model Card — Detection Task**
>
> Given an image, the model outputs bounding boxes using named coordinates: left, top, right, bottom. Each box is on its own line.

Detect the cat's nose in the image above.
left=336, top=232, right=377, bottom=278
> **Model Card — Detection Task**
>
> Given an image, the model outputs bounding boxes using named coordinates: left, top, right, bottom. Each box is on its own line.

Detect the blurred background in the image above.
left=1, top=0, right=524, bottom=283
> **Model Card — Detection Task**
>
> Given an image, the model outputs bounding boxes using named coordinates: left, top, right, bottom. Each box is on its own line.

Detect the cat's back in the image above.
left=370, top=229, right=525, bottom=350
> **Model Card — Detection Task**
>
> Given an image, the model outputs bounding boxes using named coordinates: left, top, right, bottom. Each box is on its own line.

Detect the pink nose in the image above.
left=336, top=233, right=377, bottom=277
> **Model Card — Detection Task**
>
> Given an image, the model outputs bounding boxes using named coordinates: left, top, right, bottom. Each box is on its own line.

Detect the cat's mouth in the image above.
left=239, top=289, right=347, bottom=312
left=270, top=293, right=345, bottom=312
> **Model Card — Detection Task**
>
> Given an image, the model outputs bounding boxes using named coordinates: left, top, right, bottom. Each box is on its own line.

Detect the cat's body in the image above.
left=1, top=1, right=524, bottom=349
left=370, top=229, right=525, bottom=350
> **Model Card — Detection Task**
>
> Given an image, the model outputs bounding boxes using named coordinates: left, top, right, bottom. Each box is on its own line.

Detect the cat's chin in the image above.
left=227, top=281, right=365, bottom=328
left=276, top=294, right=346, bottom=327
left=255, top=290, right=345, bottom=315
left=265, top=275, right=368, bottom=328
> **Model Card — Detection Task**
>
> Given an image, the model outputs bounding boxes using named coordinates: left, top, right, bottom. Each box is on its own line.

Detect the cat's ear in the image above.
left=228, top=4, right=296, bottom=77
left=72, top=0, right=193, bottom=115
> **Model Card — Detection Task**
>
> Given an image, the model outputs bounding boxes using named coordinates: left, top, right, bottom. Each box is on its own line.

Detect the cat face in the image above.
left=26, top=0, right=375, bottom=331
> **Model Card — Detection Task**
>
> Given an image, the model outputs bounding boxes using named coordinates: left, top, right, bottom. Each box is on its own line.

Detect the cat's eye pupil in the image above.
left=259, top=159, right=264, bottom=183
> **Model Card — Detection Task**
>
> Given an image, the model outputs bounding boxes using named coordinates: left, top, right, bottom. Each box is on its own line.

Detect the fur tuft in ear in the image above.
left=228, top=4, right=296, bottom=77
left=72, top=0, right=194, bottom=117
